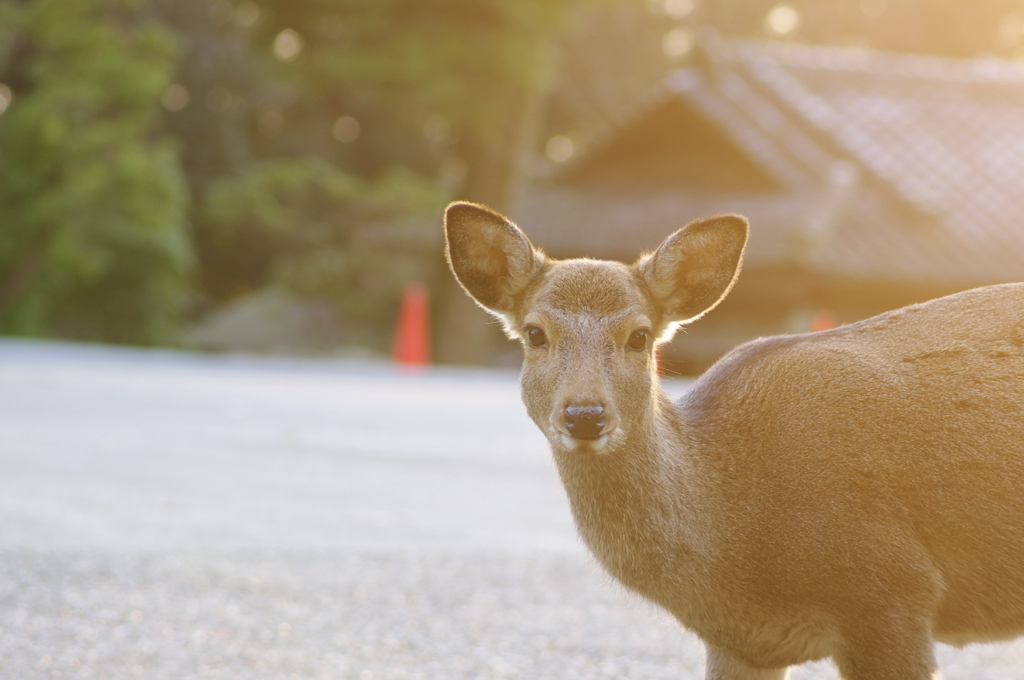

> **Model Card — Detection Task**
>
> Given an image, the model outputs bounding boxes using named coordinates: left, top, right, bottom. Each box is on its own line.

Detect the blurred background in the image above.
left=3, top=0, right=1024, bottom=374
left=7, top=4, right=1024, bottom=677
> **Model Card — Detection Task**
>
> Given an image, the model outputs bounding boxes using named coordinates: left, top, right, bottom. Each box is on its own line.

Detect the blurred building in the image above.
left=514, top=21, right=1024, bottom=374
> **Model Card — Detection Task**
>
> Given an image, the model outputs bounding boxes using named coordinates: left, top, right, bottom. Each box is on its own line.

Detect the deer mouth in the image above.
left=551, top=423, right=621, bottom=454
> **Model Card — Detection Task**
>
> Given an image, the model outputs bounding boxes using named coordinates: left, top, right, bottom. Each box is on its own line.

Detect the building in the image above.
left=514, top=26, right=1024, bottom=373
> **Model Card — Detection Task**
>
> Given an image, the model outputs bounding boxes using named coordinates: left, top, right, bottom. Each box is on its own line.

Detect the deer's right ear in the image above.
left=444, top=202, right=546, bottom=319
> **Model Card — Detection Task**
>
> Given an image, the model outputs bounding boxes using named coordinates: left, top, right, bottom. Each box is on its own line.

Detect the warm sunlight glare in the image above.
left=161, top=84, right=189, bottom=111
left=663, top=27, right=695, bottom=60
left=663, top=0, right=695, bottom=20
left=273, top=29, right=304, bottom=62
left=766, top=5, right=801, bottom=36
left=546, top=135, right=575, bottom=163
left=333, top=116, right=361, bottom=143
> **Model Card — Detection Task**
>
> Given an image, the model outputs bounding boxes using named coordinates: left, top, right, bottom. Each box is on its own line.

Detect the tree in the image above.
left=247, top=0, right=610, bottom=362
left=253, top=0, right=574, bottom=208
left=201, top=155, right=444, bottom=345
left=0, top=0, right=608, bottom=356
left=166, top=0, right=606, bottom=361
left=0, top=0, right=191, bottom=344
left=152, top=0, right=451, bottom=349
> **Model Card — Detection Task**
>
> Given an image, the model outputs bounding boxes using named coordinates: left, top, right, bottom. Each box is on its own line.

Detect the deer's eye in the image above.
left=627, top=329, right=649, bottom=351
left=525, top=325, right=548, bottom=348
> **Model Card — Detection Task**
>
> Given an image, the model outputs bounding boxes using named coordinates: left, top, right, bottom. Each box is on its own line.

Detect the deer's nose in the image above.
left=563, top=405, right=606, bottom=440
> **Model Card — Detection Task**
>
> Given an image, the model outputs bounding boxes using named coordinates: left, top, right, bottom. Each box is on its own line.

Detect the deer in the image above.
left=443, top=201, right=1024, bottom=680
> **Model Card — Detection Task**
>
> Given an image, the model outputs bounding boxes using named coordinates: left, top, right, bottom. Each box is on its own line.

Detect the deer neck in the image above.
left=549, top=388, right=710, bottom=600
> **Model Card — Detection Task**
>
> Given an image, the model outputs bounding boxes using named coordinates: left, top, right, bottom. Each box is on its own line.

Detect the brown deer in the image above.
left=444, top=201, right=1024, bottom=680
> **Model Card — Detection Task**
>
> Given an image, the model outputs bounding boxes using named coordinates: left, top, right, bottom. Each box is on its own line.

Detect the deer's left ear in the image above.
left=636, top=214, right=748, bottom=331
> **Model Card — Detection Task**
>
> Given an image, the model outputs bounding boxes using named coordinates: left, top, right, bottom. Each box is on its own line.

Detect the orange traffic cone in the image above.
left=392, top=282, right=431, bottom=369
left=810, top=309, right=837, bottom=332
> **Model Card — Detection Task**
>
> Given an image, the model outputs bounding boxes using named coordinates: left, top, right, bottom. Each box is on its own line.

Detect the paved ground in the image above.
left=1, top=339, right=1022, bottom=679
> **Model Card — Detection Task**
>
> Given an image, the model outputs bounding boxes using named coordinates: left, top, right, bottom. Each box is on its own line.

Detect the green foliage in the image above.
left=163, top=0, right=603, bottom=349
left=248, top=0, right=608, bottom=207
left=266, top=0, right=568, bottom=124
left=0, top=0, right=192, bottom=344
left=6, top=0, right=1016, bottom=353
left=202, top=156, right=444, bottom=340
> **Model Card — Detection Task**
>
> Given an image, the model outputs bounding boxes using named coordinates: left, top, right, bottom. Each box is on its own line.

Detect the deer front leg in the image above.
left=832, top=615, right=938, bottom=680
left=705, top=645, right=789, bottom=680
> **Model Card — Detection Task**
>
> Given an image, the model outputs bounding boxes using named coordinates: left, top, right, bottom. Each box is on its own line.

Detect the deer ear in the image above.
left=637, top=214, right=748, bottom=332
left=445, top=202, right=546, bottom=319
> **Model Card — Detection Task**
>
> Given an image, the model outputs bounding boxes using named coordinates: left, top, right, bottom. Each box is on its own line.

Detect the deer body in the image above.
left=444, top=201, right=1024, bottom=680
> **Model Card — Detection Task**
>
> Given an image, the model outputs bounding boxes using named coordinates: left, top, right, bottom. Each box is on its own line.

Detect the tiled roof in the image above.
left=730, top=39, right=1024, bottom=285
left=517, top=186, right=812, bottom=266
left=519, top=34, right=1024, bottom=287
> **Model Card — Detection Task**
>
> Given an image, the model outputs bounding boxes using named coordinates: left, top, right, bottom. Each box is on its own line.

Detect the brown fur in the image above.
left=444, top=201, right=1024, bottom=680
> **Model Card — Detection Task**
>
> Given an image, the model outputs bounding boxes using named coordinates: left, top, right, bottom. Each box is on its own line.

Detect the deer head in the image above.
left=445, top=202, right=747, bottom=453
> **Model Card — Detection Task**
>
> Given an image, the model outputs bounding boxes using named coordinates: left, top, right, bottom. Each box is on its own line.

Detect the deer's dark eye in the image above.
left=525, top=325, right=548, bottom=348
left=627, top=329, right=649, bottom=351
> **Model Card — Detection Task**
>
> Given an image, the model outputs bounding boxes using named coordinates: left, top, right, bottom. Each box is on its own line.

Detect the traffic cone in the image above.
left=810, top=309, right=837, bottom=332
left=392, top=282, right=431, bottom=369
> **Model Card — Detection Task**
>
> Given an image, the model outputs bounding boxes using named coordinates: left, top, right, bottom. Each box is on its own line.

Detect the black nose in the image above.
left=563, top=405, right=606, bottom=440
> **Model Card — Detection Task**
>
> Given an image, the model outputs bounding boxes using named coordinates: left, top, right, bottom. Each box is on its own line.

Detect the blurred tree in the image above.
left=202, top=155, right=443, bottom=344
left=0, top=0, right=191, bottom=344
left=253, top=0, right=577, bottom=209
left=153, top=0, right=453, bottom=351
left=1, top=0, right=1018, bottom=357
left=161, top=0, right=607, bottom=361
left=151, top=0, right=272, bottom=300
left=249, top=0, right=585, bottom=362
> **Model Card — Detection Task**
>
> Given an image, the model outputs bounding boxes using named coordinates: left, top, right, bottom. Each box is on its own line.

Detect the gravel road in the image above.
left=1, top=339, right=1021, bottom=679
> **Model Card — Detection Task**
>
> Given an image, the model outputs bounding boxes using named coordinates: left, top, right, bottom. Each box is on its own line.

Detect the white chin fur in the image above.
left=552, top=430, right=617, bottom=454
